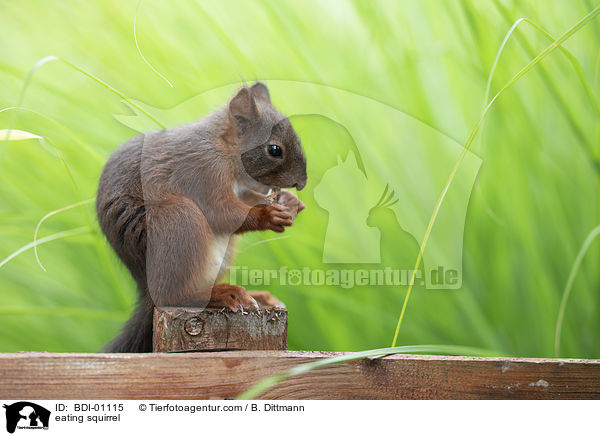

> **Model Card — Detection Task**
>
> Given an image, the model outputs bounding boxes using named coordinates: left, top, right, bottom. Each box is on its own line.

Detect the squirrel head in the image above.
left=226, top=82, right=307, bottom=190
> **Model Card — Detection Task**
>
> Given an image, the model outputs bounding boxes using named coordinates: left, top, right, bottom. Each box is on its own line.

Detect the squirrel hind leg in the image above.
left=145, top=195, right=215, bottom=307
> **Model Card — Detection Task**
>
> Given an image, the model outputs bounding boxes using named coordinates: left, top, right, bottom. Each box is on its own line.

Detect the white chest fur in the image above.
left=213, top=234, right=230, bottom=262
left=204, top=234, right=232, bottom=284
left=233, top=180, right=243, bottom=198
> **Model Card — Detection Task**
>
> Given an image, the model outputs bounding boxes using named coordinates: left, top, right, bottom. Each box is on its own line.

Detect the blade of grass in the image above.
left=493, top=3, right=600, bottom=172
left=0, top=123, right=129, bottom=307
left=0, top=126, right=84, bottom=209
left=2, top=55, right=165, bottom=161
left=1, top=57, right=161, bottom=306
left=475, top=14, right=600, bottom=223
left=34, top=198, right=95, bottom=272
left=134, top=0, right=174, bottom=88
left=554, top=224, right=600, bottom=356
left=237, top=344, right=505, bottom=400
left=2, top=128, right=90, bottom=270
left=41, top=136, right=84, bottom=201
left=0, top=227, right=89, bottom=270
left=0, top=129, right=41, bottom=140
left=59, top=58, right=166, bottom=129
left=1, top=56, right=56, bottom=150
left=391, top=5, right=600, bottom=348
left=237, top=235, right=291, bottom=253
left=484, top=17, right=600, bottom=116
left=0, top=106, right=104, bottom=162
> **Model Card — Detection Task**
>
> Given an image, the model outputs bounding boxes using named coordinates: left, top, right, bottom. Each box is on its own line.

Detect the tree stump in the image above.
left=152, top=304, right=288, bottom=352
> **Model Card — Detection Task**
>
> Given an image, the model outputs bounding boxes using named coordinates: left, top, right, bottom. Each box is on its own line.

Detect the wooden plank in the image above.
left=0, top=352, right=599, bottom=399
left=152, top=306, right=288, bottom=352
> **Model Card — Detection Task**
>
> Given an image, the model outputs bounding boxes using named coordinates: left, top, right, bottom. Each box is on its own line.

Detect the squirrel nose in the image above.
left=294, top=180, right=306, bottom=191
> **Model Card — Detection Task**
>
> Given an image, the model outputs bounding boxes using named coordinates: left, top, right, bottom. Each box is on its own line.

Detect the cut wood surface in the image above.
left=1, top=351, right=599, bottom=399
left=153, top=306, right=288, bottom=352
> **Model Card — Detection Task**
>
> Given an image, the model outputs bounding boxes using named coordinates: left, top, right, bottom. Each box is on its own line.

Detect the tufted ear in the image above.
left=228, top=87, right=259, bottom=134
left=250, top=81, right=271, bottom=103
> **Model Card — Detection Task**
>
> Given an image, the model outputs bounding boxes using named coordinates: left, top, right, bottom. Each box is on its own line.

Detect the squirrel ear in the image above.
left=228, top=87, right=259, bottom=134
left=250, top=82, right=271, bottom=103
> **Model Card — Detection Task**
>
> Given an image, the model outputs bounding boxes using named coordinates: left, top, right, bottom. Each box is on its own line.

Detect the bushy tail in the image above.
left=105, top=295, right=154, bottom=353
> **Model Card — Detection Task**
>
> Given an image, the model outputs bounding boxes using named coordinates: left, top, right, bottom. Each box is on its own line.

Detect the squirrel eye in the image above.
left=267, top=144, right=283, bottom=158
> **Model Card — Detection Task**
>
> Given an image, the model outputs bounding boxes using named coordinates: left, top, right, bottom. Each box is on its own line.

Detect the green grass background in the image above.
left=0, top=0, right=598, bottom=357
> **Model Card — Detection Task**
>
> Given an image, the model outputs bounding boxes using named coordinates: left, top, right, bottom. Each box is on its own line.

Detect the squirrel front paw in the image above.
left=278, top=190, right=306, bottom=218
left=260, top=204, right=293, bottom=233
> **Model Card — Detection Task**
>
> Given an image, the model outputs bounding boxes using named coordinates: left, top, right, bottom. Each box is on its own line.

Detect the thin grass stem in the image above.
left=34, top=199, right=95, bottom=272
left=554, top=224, right=600, bottom=356
left=134, top=0, right=174, bottom=88
left=0, top=227, right=89, bottom=270
left=237, top=344, right=506, bottom=399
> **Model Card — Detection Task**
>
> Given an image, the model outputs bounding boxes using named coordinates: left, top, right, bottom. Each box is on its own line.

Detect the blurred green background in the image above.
left=0, top=0, right=598, bottom=357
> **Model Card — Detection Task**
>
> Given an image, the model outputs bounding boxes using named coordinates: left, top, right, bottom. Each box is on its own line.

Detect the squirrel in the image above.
left=96, top=82, right=307, bottom=353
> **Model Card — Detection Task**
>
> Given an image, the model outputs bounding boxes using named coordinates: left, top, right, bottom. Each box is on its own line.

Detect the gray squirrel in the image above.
left=96, top=82, right=307, bottom=352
